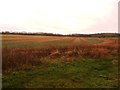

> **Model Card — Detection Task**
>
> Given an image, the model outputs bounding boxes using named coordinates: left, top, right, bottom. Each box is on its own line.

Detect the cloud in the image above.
left=0, top=0, right=118, bottom=34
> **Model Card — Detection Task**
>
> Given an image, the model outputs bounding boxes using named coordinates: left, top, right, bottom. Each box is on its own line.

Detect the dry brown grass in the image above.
left=2, top=38, right=119, bottom=73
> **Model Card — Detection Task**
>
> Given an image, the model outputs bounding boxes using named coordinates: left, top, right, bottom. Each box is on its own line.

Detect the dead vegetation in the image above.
left=2, top=39, right=119, bottom=73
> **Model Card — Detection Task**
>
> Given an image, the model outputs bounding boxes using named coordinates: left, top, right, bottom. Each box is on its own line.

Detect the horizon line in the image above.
left=1, top=30, right=119, bottom=35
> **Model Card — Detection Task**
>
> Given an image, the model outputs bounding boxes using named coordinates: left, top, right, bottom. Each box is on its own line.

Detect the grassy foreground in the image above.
left=2, top=57, right=119, bottom=88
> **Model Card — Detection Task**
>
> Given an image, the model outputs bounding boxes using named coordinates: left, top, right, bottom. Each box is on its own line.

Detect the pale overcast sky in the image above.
left=0, top=0, right=119, bottom=34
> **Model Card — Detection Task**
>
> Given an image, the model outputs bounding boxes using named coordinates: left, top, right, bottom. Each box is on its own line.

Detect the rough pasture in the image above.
left=2, top=34, right=119, bottom=88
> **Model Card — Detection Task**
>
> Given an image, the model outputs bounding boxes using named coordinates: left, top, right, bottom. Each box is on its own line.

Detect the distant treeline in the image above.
left=1, top=31, right=63, bottom=36
left=1, top=31, right=120, bottom=37
left=68, top=33, right=120, bottom=38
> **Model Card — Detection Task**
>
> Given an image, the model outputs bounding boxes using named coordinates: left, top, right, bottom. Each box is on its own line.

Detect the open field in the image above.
left=2, top=34, right=103, bottom=48
left=2, top=34, right=120, bottom=88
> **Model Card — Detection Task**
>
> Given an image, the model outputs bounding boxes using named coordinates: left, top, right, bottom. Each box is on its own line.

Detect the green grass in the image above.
left=110, top=37, right=120, bottom=40
left=2, top=57, right=118, bottom=88
left=87, top=38, right=103, bottom=44
left=2, top=40, right=73, bottom=48
left=71, top=38, right=103, bottom=45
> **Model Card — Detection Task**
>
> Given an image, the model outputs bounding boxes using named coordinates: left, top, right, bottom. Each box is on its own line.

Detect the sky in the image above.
left=0, top=0, right=119, bottom=34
